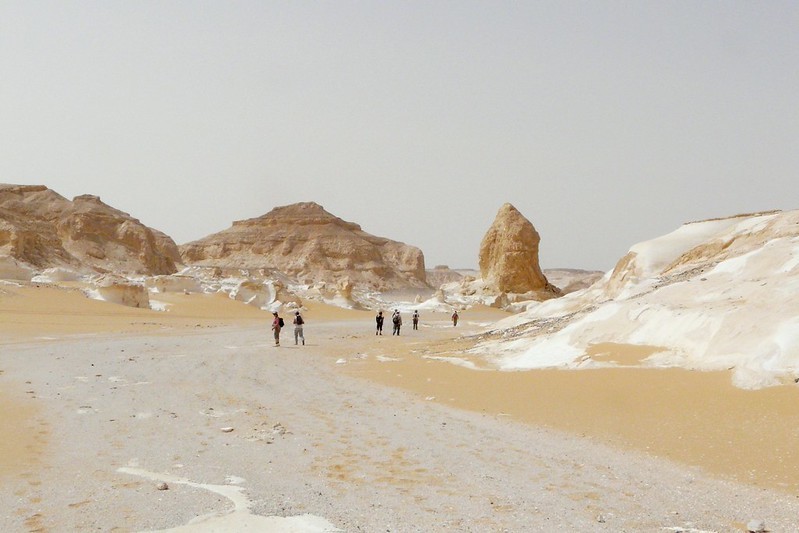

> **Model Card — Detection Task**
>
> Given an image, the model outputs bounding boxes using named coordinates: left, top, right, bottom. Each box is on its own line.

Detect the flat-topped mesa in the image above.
left=180, top=202, right=427, bottom=290
left=233, top=202, right=362, bottom=232
left=479, top=203, right=559, bottom=298
left=0, top=184, right=179, bottom=275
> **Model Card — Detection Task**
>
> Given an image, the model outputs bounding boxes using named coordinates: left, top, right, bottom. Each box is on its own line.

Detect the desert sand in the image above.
left=2, top=283, right=799, bottom=532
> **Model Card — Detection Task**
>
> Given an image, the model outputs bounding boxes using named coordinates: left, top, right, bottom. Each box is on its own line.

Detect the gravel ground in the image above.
left=2, top=322, right=798, bottom=532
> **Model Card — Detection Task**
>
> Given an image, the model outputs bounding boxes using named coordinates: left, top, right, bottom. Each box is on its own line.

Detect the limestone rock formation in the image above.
left=90, top=275, right=150, bottom=308
left=230, top=279, right=301, bottom=310
left=180, top=202, right=427, bottom=290
left=145, top=274, right=203, bottom=294
left=478, top=203, right=557, bottom=296
left=480, top=209, right=799, bottom=389
left=426, top=265, right=467, bottom=288
left=0, top=184, right=180, bottom=276
left=544, top=269, right=604, bottom=294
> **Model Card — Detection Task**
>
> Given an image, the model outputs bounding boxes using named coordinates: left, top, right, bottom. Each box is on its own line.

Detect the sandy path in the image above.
left=3, top=317, right=799, bottom=532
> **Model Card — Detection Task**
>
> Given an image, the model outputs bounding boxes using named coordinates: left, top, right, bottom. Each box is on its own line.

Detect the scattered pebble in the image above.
left=747, top=519, right=766, bottom=533
left=221, top=427, right=234, bottom=433
left=156, top=482, right=169, bottom=491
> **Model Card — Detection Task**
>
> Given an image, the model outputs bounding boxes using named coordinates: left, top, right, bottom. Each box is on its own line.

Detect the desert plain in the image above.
left=2, top=281, right=799, bottom=532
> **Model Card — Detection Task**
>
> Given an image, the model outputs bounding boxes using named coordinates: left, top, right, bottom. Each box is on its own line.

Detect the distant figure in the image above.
left=412, top=310, right=419, bottom=330
left=392, top=311, right=402, bottom=335
left=271, top=311, right=282, bottom=346
left=451, top=310, right=459, bottom=327
left=375, top=311, right=384, bottom=335
left=293, top=311, right=305, bottom=345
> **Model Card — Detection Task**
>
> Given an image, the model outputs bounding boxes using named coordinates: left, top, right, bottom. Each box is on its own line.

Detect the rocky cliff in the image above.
left=0, top=184, right=179, bottom=275
left=179, top=202, right=427, bottom=290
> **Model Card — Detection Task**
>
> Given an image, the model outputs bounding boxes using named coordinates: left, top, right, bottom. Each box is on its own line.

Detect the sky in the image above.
left=1, top=1, right=797, bottom=271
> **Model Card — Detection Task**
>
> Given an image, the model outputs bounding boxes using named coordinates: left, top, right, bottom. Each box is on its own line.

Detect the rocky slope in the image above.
left=179, top=202, right=427, bottom=290
left=0, top=184, right=179, bottom=276
left=474, top=209, right=799, bottom=389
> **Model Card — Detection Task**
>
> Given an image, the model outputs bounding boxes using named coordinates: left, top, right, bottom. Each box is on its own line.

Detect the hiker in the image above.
left=392, top=311, right=402, bottom=335
left=293, top=310, right=305, bottom=345
left=271, top=311, right=283, bottom=346
left=375, top=311, right=384, bottom=335
left=412, top=310, right=419, bottom=330
left=451, top=310, right=459, bottom=327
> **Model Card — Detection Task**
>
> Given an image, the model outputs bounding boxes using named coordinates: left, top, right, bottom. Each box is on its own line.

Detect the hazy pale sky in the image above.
left=1, top=1, right=797, bottom=271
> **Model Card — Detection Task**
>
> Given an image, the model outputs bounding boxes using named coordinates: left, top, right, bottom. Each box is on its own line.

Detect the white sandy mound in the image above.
left=477, top=210, right=799, bottom=389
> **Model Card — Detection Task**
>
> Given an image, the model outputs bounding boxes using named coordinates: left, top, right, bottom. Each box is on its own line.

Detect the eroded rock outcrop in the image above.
left=477, top=209, right=799, bottom=389
left=230, top=279, right=302, bottom=310
left=180, top=202, right=427, bottom=290
left=426, top=265, right=466, bottom=288
left=0, top=184, right=180, bottom=276
left=478, top=203, right=558, bottom=297
left=90, top=275, right=150, bottom=308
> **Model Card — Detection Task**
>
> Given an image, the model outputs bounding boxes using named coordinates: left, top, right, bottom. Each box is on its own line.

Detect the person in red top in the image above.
left=271, top=311, right=282, bottom=346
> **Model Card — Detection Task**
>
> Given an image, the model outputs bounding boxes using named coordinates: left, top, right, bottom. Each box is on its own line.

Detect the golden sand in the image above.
left=0, top=389, right=45, bottom=478
left=344, top=333, right=799, bottom=494
left=0, top=284, right=266, bottom=341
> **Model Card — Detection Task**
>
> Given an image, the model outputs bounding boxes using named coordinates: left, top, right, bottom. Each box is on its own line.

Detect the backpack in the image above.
left=295, top=315, right=304, bottom=325
left=278, top=317, right=284, bottom=328
left=393, top=315, right=399, bottom=325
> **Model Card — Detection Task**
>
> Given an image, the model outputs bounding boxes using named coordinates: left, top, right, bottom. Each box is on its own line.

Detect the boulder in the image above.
left=91, top=275, right=150, bottom=308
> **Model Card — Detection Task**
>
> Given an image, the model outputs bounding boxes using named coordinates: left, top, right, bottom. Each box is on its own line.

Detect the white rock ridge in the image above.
left=476, top=210, right=799, bottom=389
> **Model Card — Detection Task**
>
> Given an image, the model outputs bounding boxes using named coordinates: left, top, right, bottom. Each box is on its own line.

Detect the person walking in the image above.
left=271, top=311, right=283, bottom=346
left=412, top=310, right=419, bottom=330
left=392, top=311, right=402, bottom=335
left=451, top=310, right=459, bottom=327
left=375, top=311, right=384, bottom=335
left=293, top=310, right=305, bottom=345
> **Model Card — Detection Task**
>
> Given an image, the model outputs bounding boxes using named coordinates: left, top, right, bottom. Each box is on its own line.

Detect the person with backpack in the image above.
left=451, top=310, right=459, bottom=327
left=293, top=311, right=305, bottom=345
left=412, top=310, right=419, bottom=330
left=271, top=311, right=283, bottom=346
left=375, top=311, right=384, bottom=335
left=392, top=311, right=402, bottom=335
